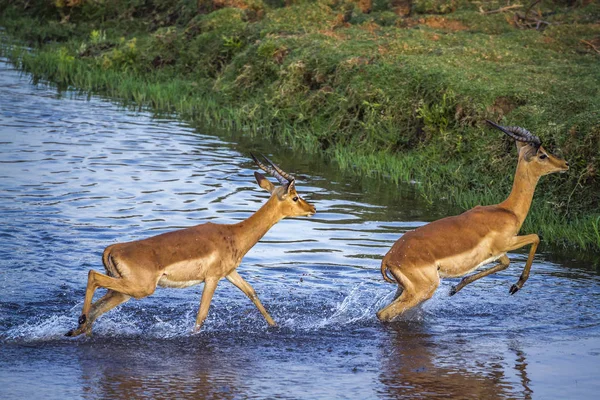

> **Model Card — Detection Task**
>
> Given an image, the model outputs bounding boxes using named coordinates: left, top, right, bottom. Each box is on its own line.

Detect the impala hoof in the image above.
left=65, top=326, right=87, bottom=337
left=376, top=310, right=389, bottom=322
left=509, top=284, right=520, bottom=295
left=78, top=314, right=87, bottom=325
left=449, top=286, right=457, bottom=296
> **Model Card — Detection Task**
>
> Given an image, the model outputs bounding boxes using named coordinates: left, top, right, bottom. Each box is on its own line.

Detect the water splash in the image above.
left=315, top=283, right=392, bottom=329
left=3, top=314, right=73, bottom=342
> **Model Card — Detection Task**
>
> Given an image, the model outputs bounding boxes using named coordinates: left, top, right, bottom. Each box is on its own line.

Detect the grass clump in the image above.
left=0, top=0, right=599, bottom=251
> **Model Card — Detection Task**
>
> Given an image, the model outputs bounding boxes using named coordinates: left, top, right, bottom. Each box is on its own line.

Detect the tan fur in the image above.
left=67, top=166, right=316, bottom=336
left=377, top=142, right=569, bottom=322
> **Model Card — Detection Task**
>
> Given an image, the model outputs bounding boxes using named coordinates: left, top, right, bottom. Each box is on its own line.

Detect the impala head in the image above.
left=251, top=153, right=316, bottom=217
left=487, top=120, right=569, bottom=176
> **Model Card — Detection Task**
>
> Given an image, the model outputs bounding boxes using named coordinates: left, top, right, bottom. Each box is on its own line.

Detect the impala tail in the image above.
left=380, top=260, right=397, bottom=284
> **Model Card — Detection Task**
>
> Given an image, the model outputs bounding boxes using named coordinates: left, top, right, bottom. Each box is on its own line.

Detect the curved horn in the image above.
left=251, top=153, right=289, bottom=186
left=261, top=154, right=295, bottom=183
left=486, top=120, right=541, bottom=148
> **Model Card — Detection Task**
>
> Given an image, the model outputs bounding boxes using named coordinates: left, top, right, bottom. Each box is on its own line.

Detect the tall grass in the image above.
left=1, top=0, right=599, bottom=251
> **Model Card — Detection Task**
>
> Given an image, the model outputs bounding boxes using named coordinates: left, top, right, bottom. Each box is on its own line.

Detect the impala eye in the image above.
left=293, top=196, right=299, bottom=202
left=539, top=154, right=548, bottom=160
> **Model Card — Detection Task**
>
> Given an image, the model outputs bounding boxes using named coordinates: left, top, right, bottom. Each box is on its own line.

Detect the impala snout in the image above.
left=548, top=154, right=569, bottom=174
left=294, top=202, right=315, bottom=218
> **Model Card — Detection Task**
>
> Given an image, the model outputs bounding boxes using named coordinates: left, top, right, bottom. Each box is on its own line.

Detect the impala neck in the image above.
left=232, top=195, right=284, bottom=256
left=499, top=160, right=540, bottom=228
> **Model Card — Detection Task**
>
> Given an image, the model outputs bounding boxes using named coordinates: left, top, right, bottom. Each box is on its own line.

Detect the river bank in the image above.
left=1, top=0, right=598, bottom=250
left=1, top=55, right=599, bottom=399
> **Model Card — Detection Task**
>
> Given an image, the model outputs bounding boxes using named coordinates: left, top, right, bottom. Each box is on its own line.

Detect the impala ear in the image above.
left=285, top=180, right=295, bottom=194
left=278, top=180, right=294, bottom=200
left=516, top=142, right=536, bottom=161
left=255, top=172, right=275, bottom=193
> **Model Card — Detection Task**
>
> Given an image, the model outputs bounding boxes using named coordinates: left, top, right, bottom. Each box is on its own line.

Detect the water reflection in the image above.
left=77, top=339, right=247, bottom=399
left=379, top=323, right=530, bottom=399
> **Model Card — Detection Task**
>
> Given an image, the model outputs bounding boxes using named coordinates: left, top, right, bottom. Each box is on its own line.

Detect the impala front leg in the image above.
left=226, top=270, right=276, bottom=326
left=194, top=278, right=219, bottom=333
left=506, top=234, right=540, bottom=295
left=450, top=255, right=510, bottom=296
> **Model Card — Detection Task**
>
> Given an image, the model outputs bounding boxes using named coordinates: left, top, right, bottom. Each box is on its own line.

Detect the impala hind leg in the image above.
left=66, top=290, right=131, bottom=337
left=70, top=269, right=156, bottom=336
left=450, top=255, right=510, bottom=296
left=226, top=270, right=276, bottom=326
left=376, top=287, right=437, bottom=322
left=376, top=272, right=439, bottom=322
left=73, top=269, right=103, bottom=333
left=393, top=285, right=404, bottom=300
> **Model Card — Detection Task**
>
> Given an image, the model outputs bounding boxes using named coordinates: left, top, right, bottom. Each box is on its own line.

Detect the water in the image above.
left=0, top=58, right=599, bottom=399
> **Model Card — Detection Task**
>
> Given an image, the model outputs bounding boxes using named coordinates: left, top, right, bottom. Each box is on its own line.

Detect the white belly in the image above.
left=157, top=276, right=204, bottom=289
left=438, top=252, right=506, bottom=278
left=156, top=255, right=216, bottom=288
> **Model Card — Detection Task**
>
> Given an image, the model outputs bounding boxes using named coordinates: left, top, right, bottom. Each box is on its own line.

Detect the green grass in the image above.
left=1, top=0, right=599, bottom=251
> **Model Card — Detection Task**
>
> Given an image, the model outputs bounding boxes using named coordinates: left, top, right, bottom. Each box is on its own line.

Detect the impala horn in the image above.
left=486, top=120, right=542, bottom=149
left=251, top=153, right=295, bottom=186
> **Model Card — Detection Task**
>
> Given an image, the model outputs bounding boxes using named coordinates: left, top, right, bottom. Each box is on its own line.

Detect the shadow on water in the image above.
left=1, top=56, right=600, bottom=399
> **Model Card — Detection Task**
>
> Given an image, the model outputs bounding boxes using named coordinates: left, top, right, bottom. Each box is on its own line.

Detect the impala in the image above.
left=66, top=154, right=316, bottom=336
left=376, top=120, right=569, bottom=321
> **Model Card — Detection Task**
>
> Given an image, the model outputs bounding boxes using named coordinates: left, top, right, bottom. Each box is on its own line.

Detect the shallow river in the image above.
left=1, top=58, right=599, bottom=399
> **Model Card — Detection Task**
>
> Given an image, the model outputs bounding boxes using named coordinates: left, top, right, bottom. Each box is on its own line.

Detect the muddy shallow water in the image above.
left=0, top=58, right=599, bottom=399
